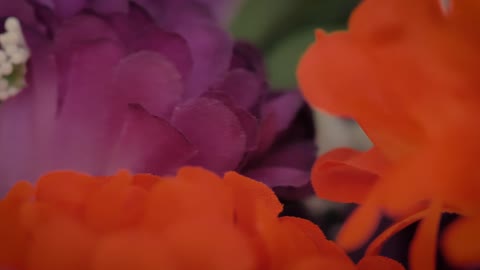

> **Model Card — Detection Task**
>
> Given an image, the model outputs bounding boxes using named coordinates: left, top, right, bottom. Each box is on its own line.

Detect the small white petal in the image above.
left=0, top=62, right=13, bottom=75
left=5, top=17, right=21, bottom=33
left=10, top=49, right=28, bottom=65
left=0, top=51, right=6, bottom=62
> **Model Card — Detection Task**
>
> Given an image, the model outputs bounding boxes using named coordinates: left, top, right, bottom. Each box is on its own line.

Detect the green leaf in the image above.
left=266, top=25, right=345, bottom=89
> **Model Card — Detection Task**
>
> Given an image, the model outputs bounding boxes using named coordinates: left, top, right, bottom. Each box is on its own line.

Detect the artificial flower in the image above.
left=0, top=166, right=402, bottom=270
left=0, top=0, right=315, bottom=196
left=297, top=0, right=480, bottom=269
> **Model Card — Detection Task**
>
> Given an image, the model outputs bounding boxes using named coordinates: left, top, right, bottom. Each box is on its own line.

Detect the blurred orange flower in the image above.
left=297, top=0, right=480, bottom=269
left=0, top=167, right=402, bottom=270
left=442, top=216, right=480, bottom=268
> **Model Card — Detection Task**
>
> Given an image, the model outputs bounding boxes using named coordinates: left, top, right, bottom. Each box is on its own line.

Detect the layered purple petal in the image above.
left=229, top=41, right=266, bottom=78
left=0, top=30, right=57, bottom=195
left=33, top=0, right=129, bottom=17
left=212, top=69, right=265, bottom=111
left=105, top=104, right=196, bottom=175
left=173, top=20, right=233, bottom=98
left=109, top=10, right=193, bottom=80
left=254, top=141, right=317, bottom=171
left=90, top=0, right=129, bottom=14
left=49, top=40, right=126, bottom=175
left=51, top=0, right=86, bottom=17
left=256, top=91, right=305, bottom=154
left=171, top=96, right=247, bottom=174
left=0, top=87, right=34, bottom=195
left=112, top=51, right=184, bottom=119
left=0, top=0, right=37, bottom=26
left=246, top=167, right=310, bottom=188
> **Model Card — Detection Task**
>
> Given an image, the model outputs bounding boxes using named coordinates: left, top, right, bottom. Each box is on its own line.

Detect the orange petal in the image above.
left=93, top=232, right=169, bottom=270
left=36, top=171, right=99, bottom=217
left=366, top=209, right=428, bottom=256
left=357, top=255, right=405, bottom=270
left=297, top=31, right=382, bottom=119
left=408, top=201, right=442, bottom=270
left=223, top=171, right=283, bottom=232
left=158, top=221, right=255, bottom=270
left=27, top=217, right=96, bottom=270
left=3, top=181, right=34, bottom=204
left=0, top=182, right=33, bottom=266
left=287, top=257, right=355, bottom=270
left=254, top=205, right=334, bottom=270
left=143, top=177, right=233, bottom=231
left=85, top=172, right=147, bottom=232
left=177, top=166, right=223, bottom=184
left=312, top=148, right=380, bottom=204
left=442, top=216, right=480, bottom=266
left=132, top=174, right=160, bottom=190
left=336, top=200, right=381, bottom=251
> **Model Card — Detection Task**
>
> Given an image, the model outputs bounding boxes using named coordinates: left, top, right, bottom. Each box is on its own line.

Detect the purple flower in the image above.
left=0, top=0, right=316, bottom=197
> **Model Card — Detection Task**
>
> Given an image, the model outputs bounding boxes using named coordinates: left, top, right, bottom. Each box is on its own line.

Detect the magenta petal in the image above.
left=109, top=11, right=193, bottom=80
left=54, top=15, right=118, bottom=51
left=245, top=167, right=310, bottom=188
left=50, top=40, right=126, bottom=175
left=90, top=0, right=129, bottom=14
left=212, top=69, right=265, bottom=110
left=262, top=91, right=305, bottom=133
left=52, top=0, right=86, bottom=17
left=230, top=41, right=266, bottom=78
left=0, top=89, right=34, bottom=195
left=256, top=91, right=305, bottom=153
left=257, top=141, right=317, bottom=171
left=0, top=32, right=58, bottom=195
left=173, top=20, right=233, bottom=98
left=105, top=104, right=196, bottom=175
left=171, top=97, right=247, bottom=174
left=112, top=51, right=183, bottom=118
left=0, top=0, right=37, bottom=26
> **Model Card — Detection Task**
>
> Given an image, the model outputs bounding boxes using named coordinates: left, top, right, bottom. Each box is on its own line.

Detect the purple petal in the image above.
left=201, top=91, right=259, bottom=151
left=212, top=69, right=265, bottom=110
left=254, top=141, right=316, bottom=171
left=109, top=11, right=193, bottom=81
left=0, top=87, right=34, bottom=195
left=112, top=51, right=184, bottom=118
left=245, top=167, right=310, bottom=188
left=52, top=0, right=86, bottom=17
left=171, top=97, right=247, bottom=174
left=262, top=91, right=304, bottom=133
left=131, top=0, right=233, bottom=98
left=229, top=41, right=266, bottom=78
left=54, top=15, right=118, bottom=51
left=50, top=40, right=126, bottom=175
left=105, top=104, right=196, bottom=175
left=0, top=0, right=37, bottom=26
left=256, top=91, right=304, bottom=153
left=0, top=31, right=58, bottom=194
left=168, top=15, right=233, bottom=98
left=194, top=0, right=242, bottom=24
left=90, top=0, right=129, bottom=14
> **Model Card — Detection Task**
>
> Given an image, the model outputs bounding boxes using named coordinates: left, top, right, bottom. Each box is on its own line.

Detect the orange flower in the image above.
left=297, top=0, right=480, bottom=269
left=442, top=216, right=480, bottom=268
left=0, top=167, right=401, bottom=270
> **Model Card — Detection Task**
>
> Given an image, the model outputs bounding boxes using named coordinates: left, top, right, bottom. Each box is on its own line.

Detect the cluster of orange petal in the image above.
left=0, top=167, right=403, bottom=270
left=298, top=0, right=480, bottom=270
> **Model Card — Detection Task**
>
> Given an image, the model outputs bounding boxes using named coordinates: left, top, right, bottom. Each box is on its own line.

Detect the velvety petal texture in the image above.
left=0, top=0, right=315, bottom=197
left=0, top=167, right=403, bottom=270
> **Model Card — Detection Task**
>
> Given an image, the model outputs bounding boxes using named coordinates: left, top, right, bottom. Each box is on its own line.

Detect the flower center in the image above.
left=0, top=17, right=30, bottom=102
